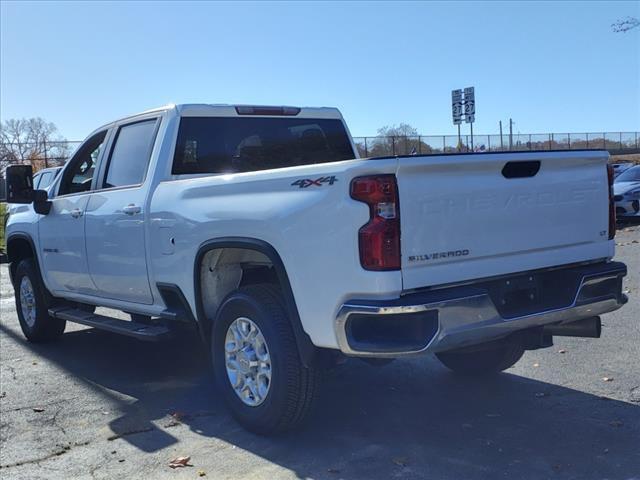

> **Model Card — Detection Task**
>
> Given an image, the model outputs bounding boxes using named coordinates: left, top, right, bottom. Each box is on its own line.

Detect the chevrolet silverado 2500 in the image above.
left=5, top=104, right=628, bottom=434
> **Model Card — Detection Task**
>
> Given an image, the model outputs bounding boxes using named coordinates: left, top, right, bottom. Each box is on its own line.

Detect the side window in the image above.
left=33, top=173, right=42, bottom=189
left=38, top=172, right=53, bottom=189
left=103, top=119, right=157, bottom=189
left=58, top=131, right=106, bottom=196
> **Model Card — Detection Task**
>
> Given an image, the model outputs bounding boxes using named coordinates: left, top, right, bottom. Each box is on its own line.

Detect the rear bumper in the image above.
left=335, top=261, right=627, bottom=357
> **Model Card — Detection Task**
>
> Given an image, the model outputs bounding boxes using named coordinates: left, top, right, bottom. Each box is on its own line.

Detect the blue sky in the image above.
left=1, top=1, right=638, bottom=140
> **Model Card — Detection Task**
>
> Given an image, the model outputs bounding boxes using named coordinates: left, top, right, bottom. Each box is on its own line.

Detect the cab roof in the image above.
left=88, top=104, right=345, bottom=140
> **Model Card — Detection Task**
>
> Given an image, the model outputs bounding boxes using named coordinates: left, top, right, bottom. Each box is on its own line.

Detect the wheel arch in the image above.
left=194, top=237, right=317, bottom=367
left=6, top=233, right=39, bottom=286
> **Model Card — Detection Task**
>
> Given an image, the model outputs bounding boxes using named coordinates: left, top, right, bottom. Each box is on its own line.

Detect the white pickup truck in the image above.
left=5, top=104, right=628, bottom=434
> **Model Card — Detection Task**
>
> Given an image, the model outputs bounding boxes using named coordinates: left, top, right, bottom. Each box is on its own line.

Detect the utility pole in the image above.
left=43, top=139, right=49, bottom=168
left=499, top=121, right=504, bottom=150
left=509, top=118, right=513, bottom=150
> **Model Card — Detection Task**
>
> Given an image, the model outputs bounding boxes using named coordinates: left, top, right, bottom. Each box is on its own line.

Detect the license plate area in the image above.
left=497, top=275, right=541, bottom=318
left=484, top=269, right=581, bottom=319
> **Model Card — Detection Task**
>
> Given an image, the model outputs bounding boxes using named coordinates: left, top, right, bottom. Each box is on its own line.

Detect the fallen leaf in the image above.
left=197, top=470, right=206, bottom=477
left=119, top=459, right=125, bottom=463
left=168, top=455, right=191, bottom=469
left=610, top=420, right=623, bottom=427
left=392, top=457, right=408, bottom=467
left=111, top=450, right=117, bottom=455
left=32, top=362, right=38, bottom=365
left=170, top=411, right=186, bottom=421
left=558, top=349, right=566, bottom=354
left=32, top=407, right=45, bottom=412
left=603, top=377, right=614, bottom=382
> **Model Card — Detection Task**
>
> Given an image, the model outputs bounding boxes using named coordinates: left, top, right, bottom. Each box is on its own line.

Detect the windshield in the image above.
left=172, top=117, right=355, bottom=175
left=615, top=165, right=640, bottom=183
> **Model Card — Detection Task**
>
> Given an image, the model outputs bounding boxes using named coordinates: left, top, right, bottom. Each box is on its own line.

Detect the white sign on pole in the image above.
left=451, top=89, right=463, bottom=125
left=463, top=86, right=475, bottom=123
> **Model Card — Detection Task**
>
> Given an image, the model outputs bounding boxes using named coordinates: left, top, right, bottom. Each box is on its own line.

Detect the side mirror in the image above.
left=33, top=189, right=52, bottom=215
left=6, top=165, right=51, bottom=215
left=6, top=165, right=34, bottom=203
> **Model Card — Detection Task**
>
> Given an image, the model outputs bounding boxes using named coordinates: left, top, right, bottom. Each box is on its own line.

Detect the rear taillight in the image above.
left=350, top=175, right=401, bottom=271
left=607, top=164, right=616, bottom=240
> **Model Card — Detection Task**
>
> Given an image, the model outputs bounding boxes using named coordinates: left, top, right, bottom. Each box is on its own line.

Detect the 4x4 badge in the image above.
left=291, top=176, right=338, bottom=189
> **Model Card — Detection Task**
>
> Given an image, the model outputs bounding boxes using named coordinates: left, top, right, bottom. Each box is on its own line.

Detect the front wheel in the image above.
left=212, top=284, right=319, bottom=435
left=436, top=339, right=525, bottom=376
left=14, top=259, right=66, bottom=342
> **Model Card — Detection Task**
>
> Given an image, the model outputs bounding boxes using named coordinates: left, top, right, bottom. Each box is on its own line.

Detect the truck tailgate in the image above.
left=397, top=150, right=613, bottom=290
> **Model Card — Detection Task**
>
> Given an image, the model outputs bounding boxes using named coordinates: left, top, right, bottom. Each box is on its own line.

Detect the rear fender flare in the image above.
left=194, top=237, right=316, bottom=367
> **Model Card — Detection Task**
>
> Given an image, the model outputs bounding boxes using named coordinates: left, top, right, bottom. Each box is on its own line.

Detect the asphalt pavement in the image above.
left=0, top=225, right=638, bottom=480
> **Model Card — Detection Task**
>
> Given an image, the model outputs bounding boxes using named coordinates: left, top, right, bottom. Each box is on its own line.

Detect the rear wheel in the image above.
left=436, top=339, right=525, bottom=375
left=14, top=259, right=66, bottom=342
left=212, top=284, right=319, bottom=435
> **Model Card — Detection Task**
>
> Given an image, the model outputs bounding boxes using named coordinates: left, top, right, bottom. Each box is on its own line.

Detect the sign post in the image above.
left=452, top=86, right=476, bottom=152
left=463, top=87, right=475, bottom=151
left=451, top=89, right=463, bottom=151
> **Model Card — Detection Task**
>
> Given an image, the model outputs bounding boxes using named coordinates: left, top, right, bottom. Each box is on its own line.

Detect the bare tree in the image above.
left=377, top=123, right=419, bottom=138
left=612, top=16, right=640, bottom=32
left=365, top=123, right=434, bottom=156
left=0, top=118, right=70, bottom=173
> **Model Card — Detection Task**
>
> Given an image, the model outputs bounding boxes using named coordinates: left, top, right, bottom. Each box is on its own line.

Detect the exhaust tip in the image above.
left=544, top=316, right=601, bottom=339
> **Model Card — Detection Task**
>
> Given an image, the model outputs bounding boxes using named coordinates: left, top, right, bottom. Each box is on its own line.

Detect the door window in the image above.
left=103, top=119, right=158, bottom=189
left=58, top=131, right=106, bottom=196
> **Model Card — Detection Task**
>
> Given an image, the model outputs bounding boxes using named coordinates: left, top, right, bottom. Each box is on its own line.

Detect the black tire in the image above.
left=212, top=284, right=319, bottom=435
left=14, top=258, right=66, bottom=342
left=436, top=339, right=525, bottom=376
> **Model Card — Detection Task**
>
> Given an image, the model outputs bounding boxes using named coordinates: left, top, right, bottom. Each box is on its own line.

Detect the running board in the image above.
left=48, top=307, right=171, bottom=342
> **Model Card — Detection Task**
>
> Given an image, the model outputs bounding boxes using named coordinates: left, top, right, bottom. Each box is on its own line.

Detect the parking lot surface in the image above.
left=1, top=226, right=639, bottom=480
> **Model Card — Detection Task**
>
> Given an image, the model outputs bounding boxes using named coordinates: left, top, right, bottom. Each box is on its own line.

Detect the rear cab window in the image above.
left=172, top=116, right=355, bottom=175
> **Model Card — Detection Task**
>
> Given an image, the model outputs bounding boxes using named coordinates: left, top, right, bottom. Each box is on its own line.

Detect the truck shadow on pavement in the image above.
left=1, top=323, right=639, bottom=479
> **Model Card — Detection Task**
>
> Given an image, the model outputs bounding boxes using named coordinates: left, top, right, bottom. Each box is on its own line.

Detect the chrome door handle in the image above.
left=70, top=208, right=83, bottom=218
left=122, top=204, right=141, bottom=215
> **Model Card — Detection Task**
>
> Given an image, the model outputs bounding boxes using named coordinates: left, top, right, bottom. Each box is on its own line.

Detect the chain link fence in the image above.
left=353, top=131, right=640, bottom=157
left=1, top=132, right=638, bottom=172
left=0, top=140, right=82, bottom=170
